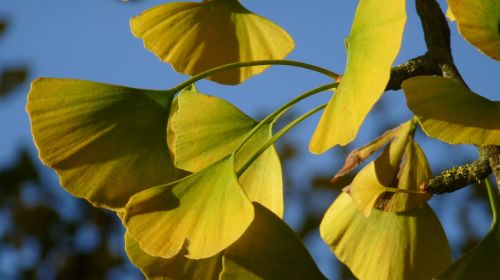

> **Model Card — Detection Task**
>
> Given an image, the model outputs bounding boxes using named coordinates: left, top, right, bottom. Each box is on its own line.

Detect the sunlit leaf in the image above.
left=345, top=120, right=430, bottom=216
left=446, top=6, right=456, bottom=22
left=168, top=90, right=283, bottom=216
left=130, top=0, right=294, bottom=85
left=382, top=140, right=432, bottom=212
left=436, top=180, right=500, bottom=279
left=448, top=0, right=500, bottom=60
left=26, top=78, right=179, bottom=209
left=124, top=155, right=254, bottom=259
left=403, top=76, right=500, bottom=145
left=125, top=202, right=326, bottom=279
left=310, top=0, right=406, bottom=153
left=220, top=203, right=327, bottom=280
left=125, top=232, right=222, bottom=280
left=346, top=162, right=389, bottom=217
left=320, top=193, right=451, bottom=280
left=168, top=90, right=255, bottom=171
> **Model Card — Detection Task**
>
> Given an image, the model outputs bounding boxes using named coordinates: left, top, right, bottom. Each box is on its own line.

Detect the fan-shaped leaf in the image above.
left=347, top=121, right=430, bottom=216
left=220, top=203, right=327, bottom=280
left=131, top=0, right=294, bottom=85
left=168, top=90, right=283, bottom=216
left=124, top=155, right=254, bottom=259
left=310, top=0, right=406, bottom=153
left=403, top=76, right=500, bottom=145
left=382, top=140, right=432, bottom=212
left=448, top=0, right=500, bottom=60
left=125, top=233, right=222, bottom=280
left=26, top=78, right=178, bottom=209
left=320, top=193, right=451, bottom=280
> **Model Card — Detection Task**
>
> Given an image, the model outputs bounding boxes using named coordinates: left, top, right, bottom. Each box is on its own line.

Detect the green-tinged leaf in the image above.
left=436, top=180, right=500, bottom=279
left=403, top=76, right=500, bottom=145
left=168, top=90, right=283, bottom=216
left=124, top=155, right=254, bottom=259
left=320, top=193, right=451, bottom=280
left=130, top=0, right=294, bottom=85
left=236, top=126, right=283, bottom=217
left=220, top=203, right=327, bottom=280
left=168, top=90, right=255, bottom=171
left=449, top=0, right=500, bottom=60
left=125, top=232, right=222, bottom=280
left=310, top=0, right=406, bottom=153
left=26, top=78, right=178, bottom=209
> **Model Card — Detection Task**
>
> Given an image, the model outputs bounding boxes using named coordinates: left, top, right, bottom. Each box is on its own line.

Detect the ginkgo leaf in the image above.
left=130, top=0, right=294, bottom=85
left=124, top=155, right=254, bottom=259
left=448, top=0, right=500, bottom=60
left=347, top=120, right=430, bottom=216
left=125, top=232, right=223, bottom=280
left=309, top=0, right=406, bottom=153
left=125, top=202, right=326, bottom=280
left=168, top=90, right=255, bottom=171
left=332, top=122, right=408, bottom=183
left=446, top=6, right=456, bottom=22
left=320, top=193, right=451, bottom=280
left=382, top=140, right=432, bottom=212
left=347, top=162, right=389, bottom=217
left=403, top=76, right=500, bottom=145
left=436, top=180, right=500, bottom=279
left=220, top=203, right=327, bottom=280
left=26, top=78, right=178, bottom=209
left=168, top=90, right=283, bottom=216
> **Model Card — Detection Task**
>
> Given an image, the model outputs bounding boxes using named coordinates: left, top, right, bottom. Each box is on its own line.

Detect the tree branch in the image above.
left=386, top=54, right=441, bottom=91
left=415, top=0, right=500, bottom=192
left=422, top=159, right=491, bottom=194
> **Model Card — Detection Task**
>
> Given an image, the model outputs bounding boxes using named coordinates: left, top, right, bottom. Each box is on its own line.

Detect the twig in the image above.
left=414, top=0, right=500, bottom=192
left=386, top=54, right=441, bottom=91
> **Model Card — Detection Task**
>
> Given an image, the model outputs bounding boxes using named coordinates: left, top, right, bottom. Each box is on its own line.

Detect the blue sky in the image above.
left=0, top=0, right=498, bottom=278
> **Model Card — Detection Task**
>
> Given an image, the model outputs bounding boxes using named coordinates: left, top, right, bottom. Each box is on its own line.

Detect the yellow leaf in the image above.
left=382, top=140, right=432, bottom=212
left=168, top=90, right=283, bottom=216
left=125, top=202, right=325, bottom=279
left=130, top=0, right=294, bottom=85
left=125, top=232, right=222, bottom=280
left=320, top=193, right=451, bottom=280
left=403, top=76, right=500, bottom=145
left=446, top=6, right=456, bottom=22
left=347, top=162, right=388, bottom=217
left=309, top=0, right=406, bottom=153
left=124, top=155, right=254, bottom=259
left=348, top=120, right=431, bottom=216
left=448, top=0, right=500, bottom=60
left=26, top=78, right=179, bottom=209
left=220, top=203, right=326, bottom=280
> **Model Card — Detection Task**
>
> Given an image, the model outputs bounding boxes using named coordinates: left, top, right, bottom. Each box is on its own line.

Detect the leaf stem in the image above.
left=168, top=60, right=339, bottom=93
left=485, top=178, right=499, bottom=227
left=236, top=103, right=327, bottom=177
left=233, top=83, right=337, bottom=156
